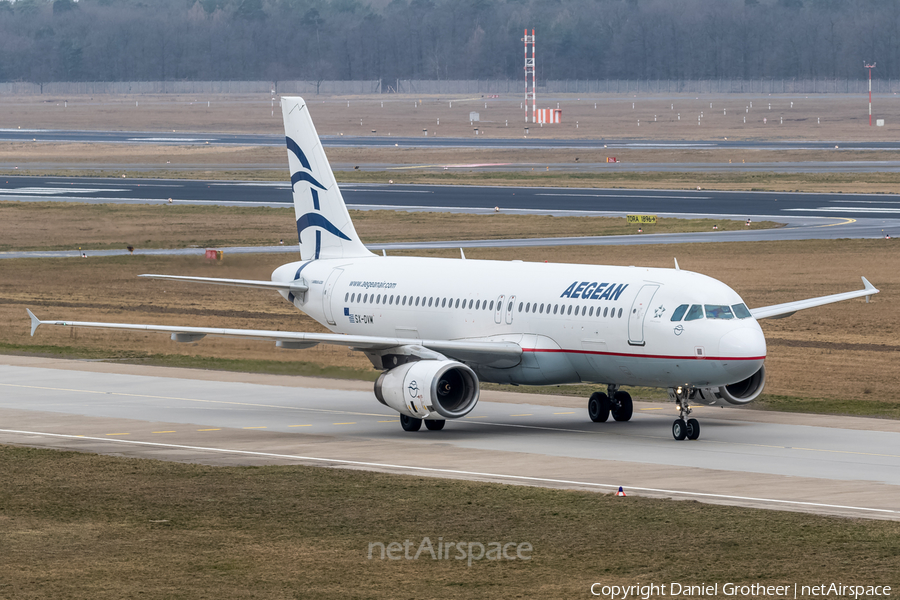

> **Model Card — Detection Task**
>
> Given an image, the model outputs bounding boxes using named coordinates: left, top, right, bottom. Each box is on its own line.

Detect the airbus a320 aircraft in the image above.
left=28, top=97, right=879, bottom=440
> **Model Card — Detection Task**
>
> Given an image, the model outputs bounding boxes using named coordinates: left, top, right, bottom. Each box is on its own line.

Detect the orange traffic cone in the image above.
left=615, top=486, right=627, bottom=497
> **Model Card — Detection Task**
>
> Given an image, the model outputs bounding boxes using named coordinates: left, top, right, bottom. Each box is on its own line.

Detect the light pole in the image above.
left=865, top=62, right=876, bottom=126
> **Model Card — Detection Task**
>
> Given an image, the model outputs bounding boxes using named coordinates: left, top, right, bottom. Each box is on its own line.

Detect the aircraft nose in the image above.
left=719, top=327, right=767, bottom=359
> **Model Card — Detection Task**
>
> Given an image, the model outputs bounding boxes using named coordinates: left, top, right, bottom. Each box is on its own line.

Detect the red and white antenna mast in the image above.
left=523, top=29, right=535, bottom=123
left=865, top=62, right=876, bottom=126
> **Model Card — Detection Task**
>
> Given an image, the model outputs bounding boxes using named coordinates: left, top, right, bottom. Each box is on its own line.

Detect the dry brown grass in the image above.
left=2, top=92, right=899, bottom=141
left=2, top=237, right=897, bottom=406
left=0, top=202, right=776, bottom=251
left=3, top=445, right=897, bottom=599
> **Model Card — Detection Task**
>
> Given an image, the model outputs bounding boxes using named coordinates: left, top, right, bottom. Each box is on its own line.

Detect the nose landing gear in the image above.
left=671, top=386, right=700, bottom=441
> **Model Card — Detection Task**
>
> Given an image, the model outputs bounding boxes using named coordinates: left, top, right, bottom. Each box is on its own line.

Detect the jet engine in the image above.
left=691, top=365, right=766, bottom=406
left=374, top=360, right=480, bottom=420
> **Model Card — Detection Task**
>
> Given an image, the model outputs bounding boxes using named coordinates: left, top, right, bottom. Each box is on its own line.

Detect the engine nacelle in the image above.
left=691, top=365, right=766, bottom=406
left=374, top=360, right=480, bottom=420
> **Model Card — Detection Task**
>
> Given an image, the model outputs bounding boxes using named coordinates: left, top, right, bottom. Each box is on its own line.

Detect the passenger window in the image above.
left=363, top=294, right=368, bottom=303
left=589, top=307, right=594, bottom=317
left=519, top=302, right=523, bottom=312
left=582, top=306, right=586, bottom=316
left=671, top=304, right=689, bottom=321
left=428, top=297, right=433, bottom=307
left=469, top=299, right=473, bottom=309
left=618, top=308, right=623, bottom=318
left=732, top=303, right=752, bottom=319
left=603, top=307, right=608, bottom=317
left=489, top=301, right=494, bottom=310
left=377, top=294, right=381, bottom=304
left=344, top=293, right=349, bottom=301
left=508, top=301, right=513, bottom=311
left=684, top=305, right=704, bottom=321
left=540, top=303, right=545, bottom=313
left=402, top=296, right=407, bottom=306
left=415, top=297, right=420, bottom=306
left=441, top=298, right=446, bottom=308
left=705, top=305, right=734, bottom=319
left=455, top=299, right=460, bottom=308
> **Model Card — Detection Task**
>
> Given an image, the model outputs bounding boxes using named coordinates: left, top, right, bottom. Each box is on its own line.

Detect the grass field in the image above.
left=2, top=92, right=898, bottom=141
left=0, top=202, right=778, bottom=252
left=1, top=445, right=898, bottom=599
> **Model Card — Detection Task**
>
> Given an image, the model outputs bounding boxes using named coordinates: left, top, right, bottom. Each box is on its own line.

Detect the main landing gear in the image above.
left=588, top=385, right=633, bottom=423
left=399, top=415, right=446, bottom=432
left=671, top=386, right=700, bottom=441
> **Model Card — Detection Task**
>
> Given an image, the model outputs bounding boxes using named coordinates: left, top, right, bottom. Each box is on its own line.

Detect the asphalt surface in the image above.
left=4, top=128, right=900, bottom=151
left=1, top=358, right=897, bottom=520
left=4, top=175, right=900, bottom=220
left=2, top=176, right=897, bottom=259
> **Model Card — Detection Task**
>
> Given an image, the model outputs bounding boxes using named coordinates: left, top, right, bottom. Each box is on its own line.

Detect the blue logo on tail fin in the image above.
left=286, top=135, right=352, bottom=259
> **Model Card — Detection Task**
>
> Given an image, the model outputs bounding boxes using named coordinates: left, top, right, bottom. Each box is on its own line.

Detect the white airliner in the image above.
left=28, top=97, right=879, bottom=440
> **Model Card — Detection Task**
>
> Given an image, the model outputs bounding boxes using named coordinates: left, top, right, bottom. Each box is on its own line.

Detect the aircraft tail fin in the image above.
left=281, top=96, right=373, bottom=260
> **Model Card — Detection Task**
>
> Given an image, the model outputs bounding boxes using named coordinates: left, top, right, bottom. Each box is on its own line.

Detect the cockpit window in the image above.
left=684, top=304, right=704, bottom=321
left=732, top=303, right=752, bottom=319
left=670, top=304, right=689, bottom=321
left=705, top=305, right=735, bottom=320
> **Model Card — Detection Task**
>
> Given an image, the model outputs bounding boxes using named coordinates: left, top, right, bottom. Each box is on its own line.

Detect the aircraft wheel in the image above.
left=686, top=418, right=700, bottom=440
left=672, top=418, right=687, bottom=441
left=588, top=392, right=610, bottom=422
left=424, top=419, right=446, bottom=431
left=400, top=415, right=423, bottom=432
left=612, top=391, right=633, bottom=422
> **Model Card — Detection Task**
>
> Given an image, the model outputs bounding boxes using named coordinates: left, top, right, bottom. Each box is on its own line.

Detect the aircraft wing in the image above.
left=750, top=277, right=878, bottom=320
left=26, top=310, right=522, bottom=368
left=139, top=274, right=308, bottom=293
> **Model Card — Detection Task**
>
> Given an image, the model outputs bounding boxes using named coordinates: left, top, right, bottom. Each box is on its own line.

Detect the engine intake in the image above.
left=375, top=360, right=480, bottom=419
left=692, top=365, right=766, bottom=406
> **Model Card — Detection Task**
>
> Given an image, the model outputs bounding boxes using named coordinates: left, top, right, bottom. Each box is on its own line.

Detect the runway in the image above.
left=4, top=128, right=900, bottom=151
left=1, top=176, right=898, bottom=259
left=1, top=356, right=898, bottom=520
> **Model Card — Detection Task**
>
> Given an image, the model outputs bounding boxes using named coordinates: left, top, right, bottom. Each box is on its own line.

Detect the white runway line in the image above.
left=2, top=428, right=896, bottom=518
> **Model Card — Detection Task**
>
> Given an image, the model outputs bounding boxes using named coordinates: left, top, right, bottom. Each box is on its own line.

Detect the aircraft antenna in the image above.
left=674, top=258, right=680, bottom=271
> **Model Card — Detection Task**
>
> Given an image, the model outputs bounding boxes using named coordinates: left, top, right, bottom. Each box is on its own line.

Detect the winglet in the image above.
left=674, top=257, right=680, bottom=271
left=26, top=308, right=41, bottom=337
left=863, top=276, right=877, bottom=303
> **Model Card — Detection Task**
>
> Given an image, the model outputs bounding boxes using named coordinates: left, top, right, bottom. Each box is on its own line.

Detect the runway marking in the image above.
left=640, top=407, right=666, bottom=411
left=106, top=433, right=129, bottom=436
left=152, top=431, right=176, bottom=434
left=333, top=422, right=357, bottom=425
left=1, top=429, right=894, bottom=518
left=787, top=207, right=900, bottom=213
left=553, top=411, right=576, bottom=415
left=197, top=428, right=221, bottom=432
left=510, top=413, right=533, bottom=417
left=0, top=383, right=390, bottom=418
left=243, top=426, right=267, bottom=429
left=536, top=193, right=711, bottom=200
left=289, top=424, right=312, bottom=428
left=378, top=420, right=400, bottom=423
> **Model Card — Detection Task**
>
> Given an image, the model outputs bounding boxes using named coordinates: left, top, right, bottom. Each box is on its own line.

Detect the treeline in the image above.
left=1, top=0, right=899, bottom=84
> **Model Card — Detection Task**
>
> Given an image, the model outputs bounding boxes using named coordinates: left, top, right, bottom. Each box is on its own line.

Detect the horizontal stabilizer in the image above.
left=751, top=277, right=878, bottom=320
left=139, top=274, right=308, bottom=294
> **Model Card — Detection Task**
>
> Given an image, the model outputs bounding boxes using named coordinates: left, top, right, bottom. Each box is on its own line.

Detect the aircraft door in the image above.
left=493, top=295, right=505, bottom=324
left=322, top=268, right=344, bottom=325
left=627, top=284, right=659, bottom=346
left=505, top=295, right=516, bottom=324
